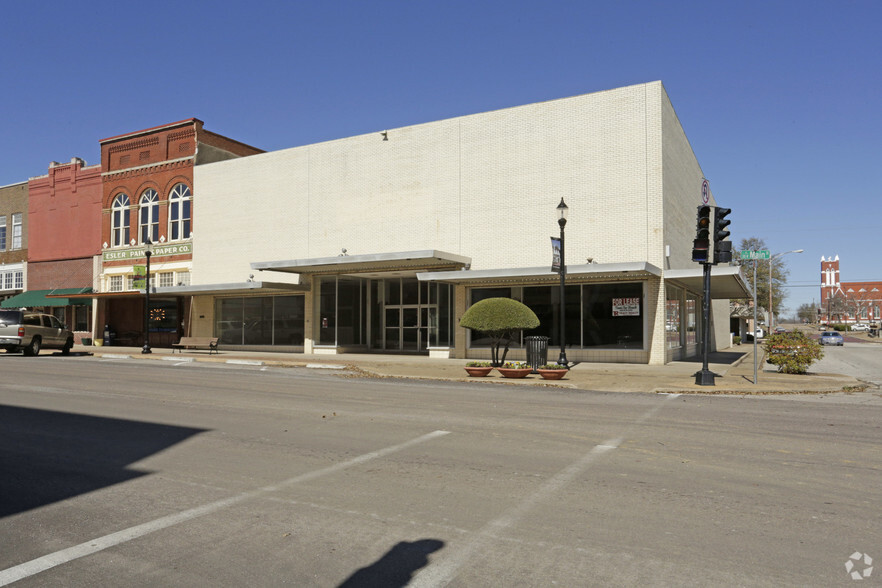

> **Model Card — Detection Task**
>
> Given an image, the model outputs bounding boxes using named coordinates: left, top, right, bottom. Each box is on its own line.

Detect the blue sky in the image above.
left=2, top=0, right=879, bottom=315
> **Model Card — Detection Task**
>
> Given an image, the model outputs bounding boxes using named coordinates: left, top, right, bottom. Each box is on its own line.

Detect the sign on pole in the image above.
left=739, top=249, right=770, bottom=260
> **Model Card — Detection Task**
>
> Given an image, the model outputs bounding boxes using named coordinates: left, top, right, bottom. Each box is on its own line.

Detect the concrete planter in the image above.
left=496, top=367, right=532, bottom=379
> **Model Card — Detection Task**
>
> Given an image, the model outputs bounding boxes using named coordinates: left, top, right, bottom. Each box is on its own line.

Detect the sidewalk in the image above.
left=74, top=344, right=864, bottom=395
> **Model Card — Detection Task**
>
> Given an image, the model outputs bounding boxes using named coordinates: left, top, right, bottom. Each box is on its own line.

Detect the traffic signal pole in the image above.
left=695, top=261, right=716, bottom=386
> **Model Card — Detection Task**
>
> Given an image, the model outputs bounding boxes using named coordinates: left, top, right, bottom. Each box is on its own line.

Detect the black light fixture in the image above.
left=142, top=238, right=153, bottom=354
left=556, top=198, right=569, bottom=368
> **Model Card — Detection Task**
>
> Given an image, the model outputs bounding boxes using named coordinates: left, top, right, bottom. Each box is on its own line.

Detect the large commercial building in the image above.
left=156, top=81, right=748, bottom=364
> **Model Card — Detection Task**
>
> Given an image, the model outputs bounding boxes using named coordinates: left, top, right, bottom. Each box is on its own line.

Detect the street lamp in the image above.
left=556, top=198, right=569, bottom=368
left=769, top=249, right=803, bottom=331
left=142, top=237, right=153, bottom=354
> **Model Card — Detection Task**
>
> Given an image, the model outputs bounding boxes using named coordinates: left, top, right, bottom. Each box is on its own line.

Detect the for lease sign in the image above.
left=612, top=297, right=640, bottom=317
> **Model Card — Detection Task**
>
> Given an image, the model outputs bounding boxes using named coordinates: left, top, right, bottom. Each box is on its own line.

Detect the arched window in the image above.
left=139, top=189, right=159, bottom=243
left=111, top=194, right=130, bottom=247
left=168, top=183, right=191, bottom=241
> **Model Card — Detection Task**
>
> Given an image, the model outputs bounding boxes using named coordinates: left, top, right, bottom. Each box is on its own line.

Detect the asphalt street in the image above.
left=1, top=355, right=880, bottom=587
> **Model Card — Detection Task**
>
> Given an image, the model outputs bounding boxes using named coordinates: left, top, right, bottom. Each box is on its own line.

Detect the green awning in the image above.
left=0, top=288, right=93, bottom=308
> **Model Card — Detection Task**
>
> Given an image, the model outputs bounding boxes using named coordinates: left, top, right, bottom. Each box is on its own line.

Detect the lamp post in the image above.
left=142, top=237, right=153, bottom=354
left=556, top=198, right=569, bottom=368
left=768, top=249, right=803, bottom=331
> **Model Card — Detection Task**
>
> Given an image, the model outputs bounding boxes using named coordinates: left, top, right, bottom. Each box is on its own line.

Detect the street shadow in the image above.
left=337, top=539, right=444, bottom=588
left=0, top=405, right=206, bottom=518
left=678, top=350, right=747, bottom=365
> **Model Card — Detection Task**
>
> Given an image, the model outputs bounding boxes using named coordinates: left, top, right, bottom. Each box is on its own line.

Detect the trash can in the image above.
left=525, top=336, right=549, bottom=373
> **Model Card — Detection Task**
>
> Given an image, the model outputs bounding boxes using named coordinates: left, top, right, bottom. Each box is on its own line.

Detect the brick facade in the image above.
left=820, top=255, right=882, bottom=324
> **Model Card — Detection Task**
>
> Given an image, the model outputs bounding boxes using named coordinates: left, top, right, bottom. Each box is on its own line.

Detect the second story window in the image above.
left=0, top=215, right=6, bottom=250
left=12, top=213, right=22, bottom=250
left=111, top=194, right=130, bottom=247
left=168, top=183, right=191, bottom=240
left=139, top=189, right=159, bottom=244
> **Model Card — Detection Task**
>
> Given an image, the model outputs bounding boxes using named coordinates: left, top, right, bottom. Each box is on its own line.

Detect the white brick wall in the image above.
left=193, top=81, right=703, bottom=285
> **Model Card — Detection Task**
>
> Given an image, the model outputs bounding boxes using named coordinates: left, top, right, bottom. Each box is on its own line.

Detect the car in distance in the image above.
left=850, top=323, right=870, bottom=332
left=0, top=310, right=75, bottom=356
left=774, top=326, right=787, bottom=333
left=819, top=331, right=844, bottom=346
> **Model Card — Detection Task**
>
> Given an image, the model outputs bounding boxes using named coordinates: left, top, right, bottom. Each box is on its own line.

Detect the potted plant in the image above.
left=496, top=361, right=532, bottom=379
left=459, top=298, right=540, bottom=367
left=536, top=363, right=568, bottom=380
left=464, top=361, right=493, bottom=377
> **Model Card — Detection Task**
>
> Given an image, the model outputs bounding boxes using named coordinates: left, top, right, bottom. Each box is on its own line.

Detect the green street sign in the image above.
left=739, top=249, right=771, bottom=260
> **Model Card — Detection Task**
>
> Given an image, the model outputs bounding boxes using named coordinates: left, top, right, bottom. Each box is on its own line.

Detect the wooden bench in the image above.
left=172, top=337, right=219, bottom=354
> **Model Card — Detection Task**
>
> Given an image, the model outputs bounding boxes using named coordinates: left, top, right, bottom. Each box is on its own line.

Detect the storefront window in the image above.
left=666, top=287, right=682, bottom=349
left=582, top=283, right=643, bottom=348
left=685, top=295, right=698, bottom=346
left=216, top=296, right=304, bottom=345
left=523, top=285, right=580, bottom=347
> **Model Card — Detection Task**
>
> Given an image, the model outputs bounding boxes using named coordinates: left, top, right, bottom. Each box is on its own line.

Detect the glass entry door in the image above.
left=384, top=305, right=430, bottom=351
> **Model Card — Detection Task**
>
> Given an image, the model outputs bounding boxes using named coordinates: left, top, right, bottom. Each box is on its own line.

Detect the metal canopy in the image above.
left=664, top=266, right=752, bottom=299
left=251, top=250, right=471, bottom=277
left=416, top=262, right=663, bottom=284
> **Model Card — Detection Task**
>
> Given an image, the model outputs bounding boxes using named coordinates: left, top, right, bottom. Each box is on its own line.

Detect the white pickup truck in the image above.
left=0, top=309, right=74, bottom=356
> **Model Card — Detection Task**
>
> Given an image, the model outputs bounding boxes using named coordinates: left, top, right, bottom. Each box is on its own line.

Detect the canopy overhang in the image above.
left=1, top=288, right=93, bottom=308
left=417, top=262, right=663, bottom=285
left=251, top=250, right=471, bottom=278
left=664, top=266, right=752, bottom=299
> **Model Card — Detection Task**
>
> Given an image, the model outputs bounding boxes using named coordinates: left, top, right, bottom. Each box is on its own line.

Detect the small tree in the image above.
left=460, top=298, right=540, bottom=366
left=763, top=331, right=824, bottom=374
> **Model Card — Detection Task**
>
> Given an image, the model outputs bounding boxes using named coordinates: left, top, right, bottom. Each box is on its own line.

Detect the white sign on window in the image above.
left=612, top=297, right=640, bottom=317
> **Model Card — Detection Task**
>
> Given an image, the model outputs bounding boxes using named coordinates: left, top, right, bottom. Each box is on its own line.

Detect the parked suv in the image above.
left=0, top=310, right=74, bottom=356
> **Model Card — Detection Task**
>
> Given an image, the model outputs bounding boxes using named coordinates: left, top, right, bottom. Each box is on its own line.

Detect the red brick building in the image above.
left=820, top=255, right=882, bottom=325
left=24, top=158, right=103, bottom=340
left=95, top=119, right=262, bottom=347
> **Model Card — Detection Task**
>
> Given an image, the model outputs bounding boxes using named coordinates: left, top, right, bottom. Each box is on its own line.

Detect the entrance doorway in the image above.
left=316, top=276, right=453, bottom=353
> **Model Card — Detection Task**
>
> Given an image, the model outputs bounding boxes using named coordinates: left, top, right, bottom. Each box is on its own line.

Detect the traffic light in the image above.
left=692, top=205, right=712, bottom=263
left=713, top=207, right=732, bottom=264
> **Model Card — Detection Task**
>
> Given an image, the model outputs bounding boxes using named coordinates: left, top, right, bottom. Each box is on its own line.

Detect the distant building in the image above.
left=0, top=181, right=28, bottom=304
left=820, top=256, right=882, bottom=324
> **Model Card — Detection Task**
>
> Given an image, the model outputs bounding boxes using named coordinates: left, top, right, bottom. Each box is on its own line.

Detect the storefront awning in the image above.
left=417, top=262, right=663, bottom=284
left=51, top=282, right=306, bottom=300
left=251, top=250, right=471, bottom=277
left=153, top=281, right=308, bottom=296
left=664, top=266, right=752, bottom=299
left=1, top=288, right=93, bottom=308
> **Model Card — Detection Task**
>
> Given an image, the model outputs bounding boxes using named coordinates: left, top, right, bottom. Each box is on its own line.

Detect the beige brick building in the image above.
left=170, top=81, right=746, bottom=364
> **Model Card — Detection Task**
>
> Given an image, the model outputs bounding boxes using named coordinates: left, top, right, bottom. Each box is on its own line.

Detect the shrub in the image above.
left=459, top=298, right=540, bottom=366
left=733, top=335, right=742, bottom=345
left=762, top=331, right=824, bottom=374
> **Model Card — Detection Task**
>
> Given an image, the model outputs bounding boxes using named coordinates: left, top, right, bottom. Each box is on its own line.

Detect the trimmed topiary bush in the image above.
left=459, top=298, right=540, bottom=366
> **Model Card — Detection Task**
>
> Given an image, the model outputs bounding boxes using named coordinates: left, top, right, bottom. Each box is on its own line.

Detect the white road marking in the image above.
left=409, top=396, right=676, bottom=587
left=0, top=430, right=451, bottom=586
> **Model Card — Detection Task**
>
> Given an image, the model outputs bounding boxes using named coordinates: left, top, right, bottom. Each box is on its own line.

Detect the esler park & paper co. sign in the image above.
left=102, top=242, right=192, bottom=261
